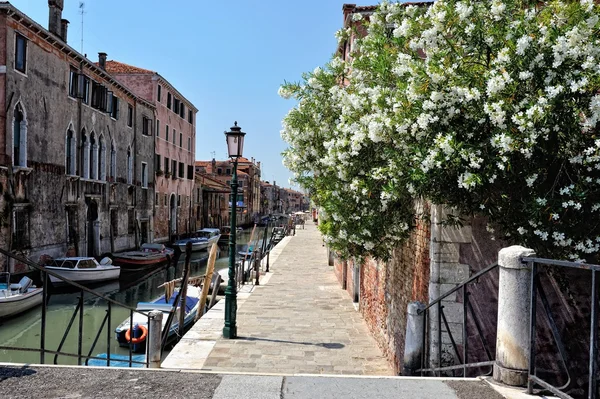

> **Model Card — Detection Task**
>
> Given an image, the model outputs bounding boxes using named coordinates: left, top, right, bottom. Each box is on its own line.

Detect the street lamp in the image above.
left=223, top=121, right=246, bottom=339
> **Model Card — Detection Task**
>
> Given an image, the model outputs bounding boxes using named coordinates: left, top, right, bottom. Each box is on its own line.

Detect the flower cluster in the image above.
left=280, top=0, right=600, bottom=261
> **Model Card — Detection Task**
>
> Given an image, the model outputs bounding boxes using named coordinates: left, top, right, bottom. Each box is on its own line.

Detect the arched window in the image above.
left=65, top=127, right=76, bottom=175
left=81, top=129, right=89, bottom=179
left=90, top=132, right=97, bottom=180
left=127, top=147, right=133, bottom=184
left=110, top=141, right=116, bottom=181
left=98, top=135, right=106, bottom=181
left=13, top=103, right=27, bottom=167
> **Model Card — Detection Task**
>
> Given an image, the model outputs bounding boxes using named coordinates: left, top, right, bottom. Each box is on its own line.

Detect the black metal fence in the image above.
left=0, top=247, right=151, bottom=368
left=417, top=262, right=499, bottom=377
left=523, top=257, right=599, bottom=399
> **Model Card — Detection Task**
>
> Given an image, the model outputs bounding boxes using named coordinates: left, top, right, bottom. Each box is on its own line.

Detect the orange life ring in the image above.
left=124, top=325, right=148, bottom=344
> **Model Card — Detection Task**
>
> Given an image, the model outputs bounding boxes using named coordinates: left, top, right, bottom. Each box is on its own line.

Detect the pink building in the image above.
left=105, top=61, right=197, bottom=241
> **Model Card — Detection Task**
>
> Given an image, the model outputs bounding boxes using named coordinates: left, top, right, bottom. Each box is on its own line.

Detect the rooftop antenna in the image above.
left=210, top=151, right=216, bottom=159
left=79, top=2, right=85, bottom=54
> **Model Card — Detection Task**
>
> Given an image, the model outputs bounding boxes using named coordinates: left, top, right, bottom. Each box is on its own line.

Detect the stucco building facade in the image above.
left=0, top=1, right=155, bottom=271
left=104, top=61, right=197, bottom=242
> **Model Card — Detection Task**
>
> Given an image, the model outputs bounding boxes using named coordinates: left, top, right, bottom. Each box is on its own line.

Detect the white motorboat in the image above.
left=0, top=273, right=43, bottom=319
left=173, top=228, right=221, bottom=252
left=44, top=257, right=120, bottom=285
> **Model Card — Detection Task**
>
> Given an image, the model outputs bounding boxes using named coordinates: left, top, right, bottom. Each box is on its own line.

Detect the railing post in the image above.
left=527, top=261, right=537, bottom=394
left=493, top=246, right=536, bottom=386
left=40, top=270, right=48, bottom=364
left=589, top=270, right=598, bottom=399
left=254, top=249, right=261, bottom=285
left=147, top=310, right=163, bottom=368
left=403, top=301, right=425, bottom=376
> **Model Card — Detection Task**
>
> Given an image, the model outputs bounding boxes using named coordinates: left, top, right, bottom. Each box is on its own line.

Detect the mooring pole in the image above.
left=178, top=242, right=192, bottom=337
left=147, top=310, right=163, bottom=368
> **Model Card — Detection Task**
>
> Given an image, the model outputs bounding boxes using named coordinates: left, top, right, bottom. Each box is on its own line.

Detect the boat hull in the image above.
left=0, top=288, right=43, bottom=318
left=111, top=254, right=170, bottom=271
left=46, top=266, right=120, bottom=284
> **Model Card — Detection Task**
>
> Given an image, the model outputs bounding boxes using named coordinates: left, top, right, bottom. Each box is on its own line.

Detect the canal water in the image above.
left=0, top=228, right=268, bottom=366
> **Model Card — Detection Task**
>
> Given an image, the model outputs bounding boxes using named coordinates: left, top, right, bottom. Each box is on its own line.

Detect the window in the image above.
left=110, top=143, right=116, bottom=180
left=188, top=137, right=191, bottom=151
left=66, top=128, right=75, bottom=175
left=164, top=194, right=167, bottom=207
left=98, top=136, right=106, bottom=181
left=179, top=103, right=185, bottom=118
left=156, top=120, right=160, bottom=137
left=80, top=75, right=90, bottom=104
left=89, top=133, right=98, bottom=179
left=167, top=92, right=171, bottom=109
left=141, top=162, right=148, bottom=188
left=239, top=180, right=243, bottom=188
left=127, top=148, right=133, bottom=184
left=226, top=168, right=231, bottom=175
left=164, top=157, right=169, bottom=174
left=188, top=110, right=193, bottom=124
left=111, top=209, right=118, bottom=237
left=179, top=132, right=183, bottom=147
left=13, top=103, right=27, bottom=167
left=178, top=162, right=184, bottom=178
left=81, top=130, right=89, bottom=178
left=217, top=168, right=222, bottom=175
left=172, top=128, right=176, bottom=144
left=187, top=165, right=193, bottom=180
left=66, top=206, right=77, bottom=245
left=15, top=33, right=27, bottom=73
left=142, top=116, right=151, bottom=136
left=109, top=95, right=119, bottom=119
left=172, top=160, right=177, bottom=177
left=91, top=81, right=108, bottom=111
left=127, top=105, right=133, bottom=127
left=155, top=154, right=161, bottom=172
left=165, top=124, right=169, bottom=141
left=127, top=208, right=134, bottom=234
left=173, top=98, right=179, bottom=114
left=178, top=195, right=181, bottom=207
left=12, top=208, right=29, bottom=249
left=155, top=193, right=159, bottom=206
left=157, top=85, right=162, bottom=102
left=69, top=68, right=78, bottom=98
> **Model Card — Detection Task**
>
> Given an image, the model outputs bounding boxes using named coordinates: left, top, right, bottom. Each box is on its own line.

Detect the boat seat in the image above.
left=10, top=276, right=33, bottom=293
left=100, top=257, right=113, bottom=265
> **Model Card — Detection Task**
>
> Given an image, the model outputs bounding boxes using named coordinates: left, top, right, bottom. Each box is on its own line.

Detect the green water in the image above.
left=0, top=229, right=266, bottom=366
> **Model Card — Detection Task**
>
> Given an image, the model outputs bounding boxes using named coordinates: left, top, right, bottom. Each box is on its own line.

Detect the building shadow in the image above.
left=238, top=336, right=344, bottom=349
left=0, top=365, right=37, bottom=383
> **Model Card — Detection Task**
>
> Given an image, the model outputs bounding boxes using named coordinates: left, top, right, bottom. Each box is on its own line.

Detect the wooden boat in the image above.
left=218, top=226, right=231, bottom=243
left=111, top=243, right=174, bottom=271
left=115, top=285, right=201, bottom=352
left=44, top=257, right=120, bottom=285
left=173, top=228, right=221, bottom=253
left=0, top=273, right=43, bottom=319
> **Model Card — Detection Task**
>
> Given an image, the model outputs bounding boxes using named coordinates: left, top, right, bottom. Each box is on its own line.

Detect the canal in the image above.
left=0, top=228, right=267, bottom=366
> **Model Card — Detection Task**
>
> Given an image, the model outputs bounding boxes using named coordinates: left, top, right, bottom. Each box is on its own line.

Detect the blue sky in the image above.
left=13, top=0, right=348, bottom=189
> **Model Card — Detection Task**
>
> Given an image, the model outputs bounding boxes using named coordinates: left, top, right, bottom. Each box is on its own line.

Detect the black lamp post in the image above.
left=223, top=121, right=246, bottom=339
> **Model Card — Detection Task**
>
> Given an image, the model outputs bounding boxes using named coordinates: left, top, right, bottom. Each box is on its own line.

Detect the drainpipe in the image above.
left=133, top=99, right=138, bottom=248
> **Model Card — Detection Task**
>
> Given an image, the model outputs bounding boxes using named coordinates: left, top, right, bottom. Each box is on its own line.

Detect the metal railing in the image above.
left=523, top=257, right=599, bottom=399
left=417, top=262, right=499, bottom=377
left=0, top=247, right=152, bottom=368
left=235, top=220, right=281, bottom=289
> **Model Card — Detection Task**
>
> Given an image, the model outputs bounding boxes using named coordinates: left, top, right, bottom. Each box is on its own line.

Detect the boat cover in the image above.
left=154, top=291, right=198, bottom=314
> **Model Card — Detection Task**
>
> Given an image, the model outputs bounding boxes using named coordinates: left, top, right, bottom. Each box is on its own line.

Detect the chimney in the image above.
left=98, top=52, right=107, bottom=70
left=211, top=158, right=216, bottom=175
left=342, top=4, right=356, bottom=26
left=60, top=18, right=69, bottom=42
left=48, top=0, right=64, bottom=38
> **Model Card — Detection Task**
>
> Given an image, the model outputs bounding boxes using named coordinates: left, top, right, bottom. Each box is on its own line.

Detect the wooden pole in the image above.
left=178, top=242, right=192, bottom=337
left=195, top=243, right=218, bottom=322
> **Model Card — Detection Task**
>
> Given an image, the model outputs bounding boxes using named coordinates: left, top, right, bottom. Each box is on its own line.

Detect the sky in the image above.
left=13, top=0, right=348, bottom=190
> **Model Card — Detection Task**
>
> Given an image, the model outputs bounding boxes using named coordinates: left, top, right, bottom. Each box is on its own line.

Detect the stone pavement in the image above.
left=163, top=223, right=392, bottom=375
left=1, top=364, right=535, bottom=399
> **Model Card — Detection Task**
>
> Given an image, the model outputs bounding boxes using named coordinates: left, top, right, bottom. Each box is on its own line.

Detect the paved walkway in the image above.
left=163, top=223, right=392, bottom=375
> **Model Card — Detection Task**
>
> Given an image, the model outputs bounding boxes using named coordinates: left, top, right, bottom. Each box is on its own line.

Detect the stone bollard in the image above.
left=147, top=310, right=163, bottom=368
left=403, top=301, right=426, bottom=376
left=493, top=245, right=536, bottom=386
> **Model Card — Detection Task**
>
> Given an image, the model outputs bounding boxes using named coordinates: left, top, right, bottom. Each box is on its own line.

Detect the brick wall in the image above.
left=331, top=201, right=431, bottom=373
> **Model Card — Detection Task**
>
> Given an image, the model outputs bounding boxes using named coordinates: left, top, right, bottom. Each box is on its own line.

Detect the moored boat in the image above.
left=0, top=273, right=44, bottom=319
left=44, top=257, right=120, bottom=285
left=111, top=243, right=174, bottom=271
left=173, top=228, right=220, bottom=253
left=114, top=285, right=201, bottom=352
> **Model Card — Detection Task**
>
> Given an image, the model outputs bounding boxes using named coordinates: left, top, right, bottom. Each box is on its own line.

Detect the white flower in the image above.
left=278, top=86, right=293, bottom=99
left=490, top=1, right=506, bottom=20
left=515, top=35, right=532, bottom=55
left=526, top=174, right=538, bottom=187
left=352, top=13, right=364, bottom=21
